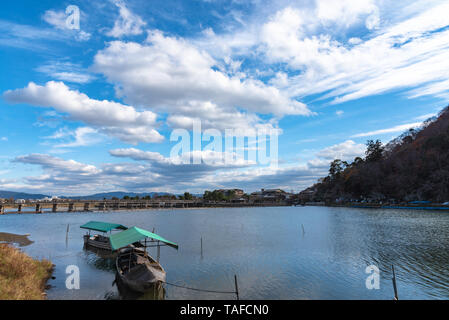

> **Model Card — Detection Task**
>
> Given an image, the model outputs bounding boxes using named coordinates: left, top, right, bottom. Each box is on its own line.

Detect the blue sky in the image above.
left=0, top=0, right=448, bottom=196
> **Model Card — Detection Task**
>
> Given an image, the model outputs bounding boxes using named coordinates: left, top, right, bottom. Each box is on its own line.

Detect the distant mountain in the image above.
left=0, top=190, right=173, bottom=200
left=0, top=191, right=50, bottom=200
left=300, top=105, right=449, bottom=203
left=60, top=191, right=173, bottom=200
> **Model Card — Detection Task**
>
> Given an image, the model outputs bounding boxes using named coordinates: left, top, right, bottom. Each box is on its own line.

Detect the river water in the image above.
left=1, top=206, right=449, bottom=300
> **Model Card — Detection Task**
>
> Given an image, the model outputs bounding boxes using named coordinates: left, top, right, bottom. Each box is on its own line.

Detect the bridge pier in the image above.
left=0, top=205, right=4, bottom=215
left=52, top=203, right=58, bottom=213
left=99, top=202, right=106, bottom=211
left=35, top=204, right=42, bottom=214
left=18, top=204, right=22, bottom=213
left=68, top=203, right=74, bottom=212
left=84, top=203, right=90, bottom=212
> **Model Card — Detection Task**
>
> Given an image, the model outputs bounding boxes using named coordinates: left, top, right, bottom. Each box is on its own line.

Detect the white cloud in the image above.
left=407, top=79, right=449, bottom=100
left=10, top=138, right=369, bottom=195
left=3, top=81, right=163, bottom=144
left=94, top=30, right=312, bottom=118
left=49, top=127, right=103, bottom=148
left=15, top=154, right=99, bottom=175
left=110, top=148, right=167, bottom=163
left=0, top=20, right=72, bottom=50
left=316, top=140, right=366, bottom=161
left=166, top=101, right=279, bottom=134
left=413, top=112, right=438, bottom=121
left=315, top=0, right=379, bottom=29
left=110, top=148, right=254, bottom=167
left=351, top=122, right=422, bottom=138
left=42, top=9, right=91, bottom=41
left=336, top=110, right=344, bottom=116
left=42, top=10, right=69, bottom=30
left=36, top=62, right=94, bottom=84
left=0, top=137, right=7, bottom=141
left=11, top=149, right=255, bottom=195
left=348, top=37, right=363, bottom=45
left=195, top=2, right=449, bottom=106
left=106, top=0, right=146, bottom=38
left=265, top=2, right=449, bottom=104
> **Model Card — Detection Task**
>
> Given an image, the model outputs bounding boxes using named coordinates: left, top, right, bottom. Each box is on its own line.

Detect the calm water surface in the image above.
left=1, top=206, right=449, bottom=300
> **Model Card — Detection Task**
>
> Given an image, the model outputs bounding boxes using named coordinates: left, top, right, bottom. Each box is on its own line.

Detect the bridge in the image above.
left=0, top=199, right=290, bottom=214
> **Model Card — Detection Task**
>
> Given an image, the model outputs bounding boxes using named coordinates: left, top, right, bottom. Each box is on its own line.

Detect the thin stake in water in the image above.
left=234, top=274, right=239, bottom=300
left=201, top=236, right=203, bottom=258
left=392, top=264, right=399, bottom=300
left=65, top=224, right=70, bottom=248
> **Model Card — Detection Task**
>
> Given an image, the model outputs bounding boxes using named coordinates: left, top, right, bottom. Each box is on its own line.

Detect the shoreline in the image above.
left=324, top=203, right=449, bottom=211
left=0, top=244, right=54, bottom=300
left=0, top=202, right=292, bottom=215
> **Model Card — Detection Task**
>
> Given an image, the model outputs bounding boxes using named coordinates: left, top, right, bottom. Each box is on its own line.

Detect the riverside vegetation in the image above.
left=301, top=105, right=449, bottom=203
left=0, top=244, right=53, bottom=300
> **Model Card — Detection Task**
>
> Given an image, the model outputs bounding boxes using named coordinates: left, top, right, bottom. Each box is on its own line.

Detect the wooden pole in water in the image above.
left=201, top=236, right=203, bottom=257
left=392, top=264, right=399, bottom=300
left=66, top=224, right=70, bottom=243
left=234, top=274, right=239, bottom=300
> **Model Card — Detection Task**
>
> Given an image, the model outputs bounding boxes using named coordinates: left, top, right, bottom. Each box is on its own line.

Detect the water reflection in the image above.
left=83, top=244, right=165, bottom=300
left=325, top=208, right=449, bottom=298
left=2, top=207, right=449, bottom=299
left=0, top=232, right=34, bottom=247
left=82, top=245, right=116, bottom=272
left=114, top=275, right=165, bottom=300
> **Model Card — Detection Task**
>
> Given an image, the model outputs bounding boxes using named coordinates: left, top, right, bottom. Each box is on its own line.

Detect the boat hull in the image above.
left=83, top=234, right=112, bottom=251
left=116, top=248, right=166, bottom=293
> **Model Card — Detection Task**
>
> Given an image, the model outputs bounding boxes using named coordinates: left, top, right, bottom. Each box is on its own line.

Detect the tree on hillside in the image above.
left=203, top=190, right=227, bottom=201
left=301, top=105, right=449, bottom=203
left=365, top=140, right=384, bottom=162
left=329, top=159, right=345, bottom=178
left=183, top=192, right=193, bottom=200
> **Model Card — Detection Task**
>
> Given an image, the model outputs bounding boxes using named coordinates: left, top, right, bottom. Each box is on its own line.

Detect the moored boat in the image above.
left=80, top=221, right=127, bottom=251
left=110, top=226, right=178, bottom=293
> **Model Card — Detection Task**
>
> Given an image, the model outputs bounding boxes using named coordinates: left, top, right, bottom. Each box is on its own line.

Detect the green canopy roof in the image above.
left=109, top=226, right=179, bottom=251
left=80, top=221, right=128, bottom=233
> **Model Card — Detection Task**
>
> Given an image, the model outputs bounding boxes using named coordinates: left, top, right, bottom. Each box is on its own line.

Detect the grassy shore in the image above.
left=0, top=244, right=53, bottom=300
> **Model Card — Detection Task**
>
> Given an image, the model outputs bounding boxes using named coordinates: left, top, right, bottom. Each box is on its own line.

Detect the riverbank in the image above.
left=0, top=244, right=53, bottom=300
left=325, top=203, right=449, bottom=211
left=0, top=201, right=291, bottom=214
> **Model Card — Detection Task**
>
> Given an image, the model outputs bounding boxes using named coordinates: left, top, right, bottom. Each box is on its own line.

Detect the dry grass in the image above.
left=0, top=244, right=53, bottom=300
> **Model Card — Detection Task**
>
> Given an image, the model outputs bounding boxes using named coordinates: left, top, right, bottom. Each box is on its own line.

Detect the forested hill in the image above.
left=300, top=105, right=449, bottom=203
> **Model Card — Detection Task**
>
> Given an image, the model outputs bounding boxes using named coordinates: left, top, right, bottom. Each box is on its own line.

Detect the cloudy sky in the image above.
left=0, top=0, right=448, bottom=196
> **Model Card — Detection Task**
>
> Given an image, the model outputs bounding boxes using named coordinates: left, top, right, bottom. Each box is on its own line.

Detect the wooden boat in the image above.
left=115, top=265, right=166, bottom=300
left=116, top=247, right=166, bottom=293
left=110, top=226, right=178, bottom=294
left=83, top=234, right=112, bottom=250
left=80, top=221, right=127, bottom=251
